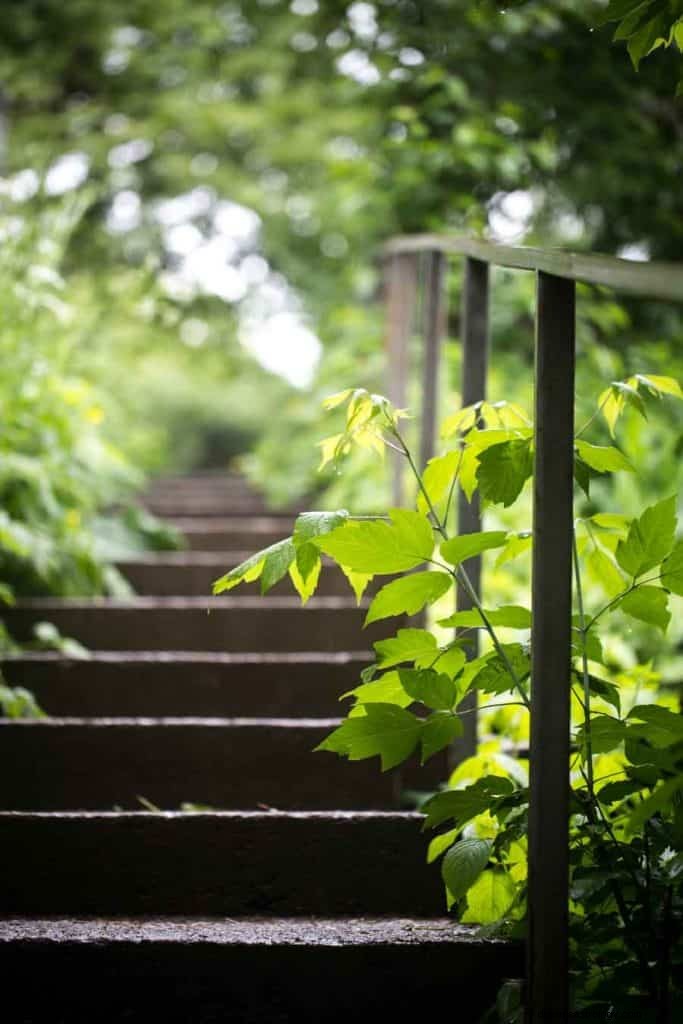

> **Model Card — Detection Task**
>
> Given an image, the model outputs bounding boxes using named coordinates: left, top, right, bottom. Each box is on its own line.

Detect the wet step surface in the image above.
left=0, top=472, right=520, bottom=1021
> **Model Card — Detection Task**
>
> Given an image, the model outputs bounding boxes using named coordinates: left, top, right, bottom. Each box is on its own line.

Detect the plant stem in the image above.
left=573, top=531, right=594, bottom=792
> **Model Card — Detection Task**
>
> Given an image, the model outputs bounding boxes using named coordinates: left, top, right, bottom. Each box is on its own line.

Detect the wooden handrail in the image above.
left=384, top=234, right=683, bottom=301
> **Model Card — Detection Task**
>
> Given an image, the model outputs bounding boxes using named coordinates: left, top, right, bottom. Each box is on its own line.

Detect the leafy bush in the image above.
left=218, top=381, right=683, bottom=1018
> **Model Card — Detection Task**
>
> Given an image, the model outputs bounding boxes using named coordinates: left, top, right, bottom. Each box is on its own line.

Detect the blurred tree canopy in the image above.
left=0, top=0, right=681, bottom=511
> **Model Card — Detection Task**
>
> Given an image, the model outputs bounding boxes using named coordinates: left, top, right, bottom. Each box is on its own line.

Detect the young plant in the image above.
left=214, top=378, right=683, bottom=1020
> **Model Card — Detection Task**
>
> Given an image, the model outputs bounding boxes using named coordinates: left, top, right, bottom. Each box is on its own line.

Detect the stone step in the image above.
left=3, top=597, right=383, bottom=652
left=169, top=516, right=293, bottom=550
left=145, top=498, right=274, bottom=517
left=0, top=718, right=444, bottom=810
left=116, top=551, right=358, bottom=597
left=0, top=811, right=445, bottom=915
left=0, top=652, right=371, bottom=717
left=0, top=916, right=521, bottom=1024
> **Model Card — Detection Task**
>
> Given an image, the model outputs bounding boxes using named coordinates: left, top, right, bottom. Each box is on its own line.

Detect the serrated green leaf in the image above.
left=627, top=12, right=668, bottom=67
left=575, top=441, right=633, bottom=474
left=417, top=450, right=461, bottom=516
left=433, top=645, right=468, bottom=677
left=461, top=869, right=517, bottom=924
left=315, top=702, right=422, bottom=770
left=260, top=538, right=296, bottom=593
left=341, top=566, right=373, bottom=603
left=468, top=644, right=530, bottom=695
left=365, top=571, right=452, bottom=625
left=662, top=539, right=683, bottom=596
left=619, top=585, right=670, bottom=631
left=317, top=509, right=434, bottom=574
left=615, top=495, right=677, bottom=577
left=574, top=670, right=621, bottom=714
left=421, top=776, right=515, bottom=830
left=441, top=531, right=508, bottom=566
left=442, top=838, right=491, bottom=903
left=598, top=381, right=647, bottom=436
left=476, top=439, right=533, bottom=507
left=342, top=670, right=412, bottom=708
left=399, top=668, right=457, bottom=710
left=374, top=628, right=438, bottom=669
left=288, top=555, right=321, bottom=604
left=422, top=712, right=463, bottom=762
left=439, top=605, right=531, bottom=630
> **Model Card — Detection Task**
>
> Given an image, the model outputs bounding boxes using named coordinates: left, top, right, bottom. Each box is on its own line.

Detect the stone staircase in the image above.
left=0, top=473, right=521, bottom=1022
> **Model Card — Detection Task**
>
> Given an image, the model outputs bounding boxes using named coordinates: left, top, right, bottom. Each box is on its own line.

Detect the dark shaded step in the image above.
left=169, top=516, right=293, bottom=551
left=0, top=811, right=445, bottom=915
left=0, top=917, right=522, bottom=1024
left=0, top=718, right=445, bottom=810
left=145, top=497, right=273, bottom=517
left=3, top=597, right=383, bottom=652
left=116, top=551, right=359, bottom=597
left=1, top=652, right=371, bottom=717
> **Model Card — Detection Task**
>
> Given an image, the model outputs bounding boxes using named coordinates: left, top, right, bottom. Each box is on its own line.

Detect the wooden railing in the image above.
left=381, top=235, right=683, bottom=1024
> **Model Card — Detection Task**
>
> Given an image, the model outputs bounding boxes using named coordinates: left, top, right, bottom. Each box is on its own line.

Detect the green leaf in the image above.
left=213, top=537, right=294, bottom=595
left=615, top=495, right=677, bottom=577
left=596, top=0, right=653, bottom=27
left=586, top=547, right=625, bottom=599
left=421, top=712, right=463, bottom=763
left=399, top=668, right=457, bottom=710
left=341, top=567, right=373, bottom=603
left=417, top=450, right=461, bottom=516
left=461, top=869, right=517, bottom=924
left=627, top=704, right=683, bottom=746
left=433, top=645, right=468, bottom=677
left=662, top=539, right=683, bottom=596
left=574, top=671, right=621, bottom=714
left=626, top=776, right=683, bottom=834
left=374, top=628, right=438, bottom=669
left=574, top=441, right=634, bottom=475
left=427, top=828, right=458, bottom=864
left=289, top=555, right=321, bottom=604
left=442, top=838, right=491, bottom=903
left=598, top=381, right=647, bottom=436
left=439, top=605, right=531, bottom=630
left=293, top=509, right=349, bottom=546
left=365, top=571, right=452, bottom=625
left=632, top=374, right=683, bottom=399
left=441, top=531, right=508, bottom=566
left=317, top=509, right=434, bottom=574
left=495, top=533, right=532, bottom=568
left=619, top=585, right=670, bottom=632
left=260, top=538, right=296, bottom=594
left=577, top=714, right=626, bottom=756
left=342, top=670, right=413, bottom=708
left=421, top=776, right=515, bottom=830
left=476, top=439, right=533, bottom=507
left=315, top=702, right=422, bottom=770
left=628, top=12, right=668, bottom=68
left=468, top=644, right=530, bottom=695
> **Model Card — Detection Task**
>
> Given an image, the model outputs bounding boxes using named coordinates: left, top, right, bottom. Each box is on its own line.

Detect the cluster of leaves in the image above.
left=597, top=0, right=683, bottom=84
left=218, top=376, right=683, bottom=1019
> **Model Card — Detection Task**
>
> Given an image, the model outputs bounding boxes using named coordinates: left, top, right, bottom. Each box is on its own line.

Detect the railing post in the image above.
left=418, top=250, right=447, bottom=472
left=384, top=252, right=418, bottom=506
left=527, top=272, right=575, bottom=1024
left=454, top=256, right=489, bottom=761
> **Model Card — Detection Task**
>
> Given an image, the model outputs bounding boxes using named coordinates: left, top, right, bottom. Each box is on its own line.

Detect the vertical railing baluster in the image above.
left=385, top=252, right=418, bottom=506
left=454, top=256, right=489, bottom=760
left=527, top=272, right=575, bottom=1024
left=419, top=250, right=447, bottom=472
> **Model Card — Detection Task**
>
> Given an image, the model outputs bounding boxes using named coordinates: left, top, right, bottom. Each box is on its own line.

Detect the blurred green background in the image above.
left=0, top=0, right=681, bottom=633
